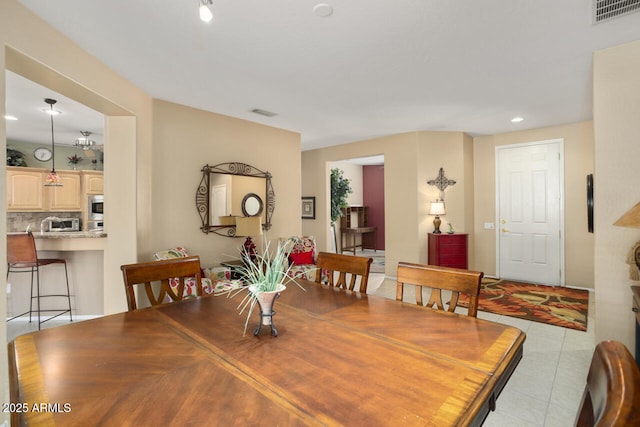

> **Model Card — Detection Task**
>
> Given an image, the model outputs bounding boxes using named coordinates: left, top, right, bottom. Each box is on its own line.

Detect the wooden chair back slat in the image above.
left=396, top=262, right=483, bottom=317
left=575, top=340, right=640, bottom=427
left=121, top=256, right=203, bottom=311
left=315, top=252, right=373, bottom=293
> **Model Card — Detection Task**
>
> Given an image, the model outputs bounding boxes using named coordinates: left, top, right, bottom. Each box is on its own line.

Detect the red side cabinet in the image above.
left=428, top=233, right=468, bottom=269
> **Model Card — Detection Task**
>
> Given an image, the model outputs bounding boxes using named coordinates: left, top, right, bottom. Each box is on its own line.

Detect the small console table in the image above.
left=340, top=206, right=377, bottom=255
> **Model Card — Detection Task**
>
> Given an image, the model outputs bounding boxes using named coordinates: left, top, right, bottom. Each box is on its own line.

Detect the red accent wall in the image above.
left=363, top=165, right=385, bottom=250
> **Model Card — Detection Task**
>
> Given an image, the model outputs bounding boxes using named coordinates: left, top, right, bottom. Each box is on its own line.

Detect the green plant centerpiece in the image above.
left=330, top=168, right=353, bottom=224
left=330, top=168, right=353, bottom=252
left=232, top=241, right=303, bottom=337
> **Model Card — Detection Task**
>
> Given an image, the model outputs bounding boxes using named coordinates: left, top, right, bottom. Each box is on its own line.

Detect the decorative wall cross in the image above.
left=427, top=167, right=456, bottom=200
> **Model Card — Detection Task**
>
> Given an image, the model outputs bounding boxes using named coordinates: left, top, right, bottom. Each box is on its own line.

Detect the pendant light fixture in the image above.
left=44, top=98, right=63, bottom=187
left=75, top=131, right=96, bottom=150
left=199, top=0, right=213, bottom=23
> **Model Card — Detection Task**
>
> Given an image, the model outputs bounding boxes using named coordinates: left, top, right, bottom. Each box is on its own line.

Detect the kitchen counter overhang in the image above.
left=29, top=231, right=107, bottom=251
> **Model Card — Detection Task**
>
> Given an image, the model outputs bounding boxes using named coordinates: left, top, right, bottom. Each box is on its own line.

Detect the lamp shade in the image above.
left=429, top=201, right=446, bottom=216
left=235, top=216, right=262, bottom=237
left=614, top=202, right=640, bottom=228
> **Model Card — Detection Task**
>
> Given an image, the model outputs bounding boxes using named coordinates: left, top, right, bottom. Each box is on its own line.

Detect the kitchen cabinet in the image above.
left=7, top=167, right=45, bottom=211
left=82, top=171, right=104, bottom=195
left=47, top=171, right=82, bottom=211
left=428, top=233, right=468, bottom=269
left=7, top=167, right=82, bottom=212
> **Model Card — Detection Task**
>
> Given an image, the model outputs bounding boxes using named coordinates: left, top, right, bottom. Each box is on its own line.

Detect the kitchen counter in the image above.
left=21, top=231, right=108, bottom=251
left=33, top=231, right=107, bottom=238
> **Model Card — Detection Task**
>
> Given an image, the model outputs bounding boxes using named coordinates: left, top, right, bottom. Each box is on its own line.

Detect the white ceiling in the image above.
left=8, top=1, right=640, bottom=151
left=5, top=71, right=104, bottom=147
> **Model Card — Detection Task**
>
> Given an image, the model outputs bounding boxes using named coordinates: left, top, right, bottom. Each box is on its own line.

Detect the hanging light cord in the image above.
left=48, top=100, right=57, bottom=172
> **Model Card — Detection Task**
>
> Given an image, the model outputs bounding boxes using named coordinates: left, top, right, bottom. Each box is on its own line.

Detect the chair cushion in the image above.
left=288, top=264, right=317, bottom=281
left=153, top=247, right=190, bottom=260
left=289, top=236, right=315, bottom=255
left=289, top=251, right=314, bottom=265
left=203, top=267, right=231, bottom=281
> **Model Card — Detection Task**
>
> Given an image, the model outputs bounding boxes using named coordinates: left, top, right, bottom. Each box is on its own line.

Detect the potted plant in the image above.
left=67, top=154, right=83, bottom=169
left=231, top=241, right=304, bottom=336
left=330, top=168, right=352, bottom=251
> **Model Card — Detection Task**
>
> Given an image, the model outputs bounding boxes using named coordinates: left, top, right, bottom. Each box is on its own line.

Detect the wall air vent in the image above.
left=594, top=0, right=640, bottom=23
left=251, top=108, right=278, bottom=117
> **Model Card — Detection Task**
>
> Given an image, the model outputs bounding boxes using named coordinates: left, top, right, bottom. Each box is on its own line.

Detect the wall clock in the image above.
left=33, top=147, right=53, bottom=162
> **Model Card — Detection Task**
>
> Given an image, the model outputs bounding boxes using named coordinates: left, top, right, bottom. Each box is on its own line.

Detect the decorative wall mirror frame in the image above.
left=196, top=162, right=274, bottom=236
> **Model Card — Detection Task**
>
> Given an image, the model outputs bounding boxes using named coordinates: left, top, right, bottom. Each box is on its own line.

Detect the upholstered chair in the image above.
left=281, top=236, right=318, bottom=281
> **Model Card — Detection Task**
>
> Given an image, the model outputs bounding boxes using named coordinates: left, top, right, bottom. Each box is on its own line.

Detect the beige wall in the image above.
left=593, top=40, right=640, bottom=351
left=302, top=131, right=472, bottom=275
left=1, top=0, right=151, bottom=418
left=149, top=99, right=302, bottom=267
left=473, top=122, right=595, bottom=287
left=330, top=161, right=364, bottom=206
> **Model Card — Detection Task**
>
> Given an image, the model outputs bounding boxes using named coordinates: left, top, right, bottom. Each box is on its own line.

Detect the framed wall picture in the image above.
left=301, top=196, right=316, bottom=219
left=587, top=174, right=594, bottom=233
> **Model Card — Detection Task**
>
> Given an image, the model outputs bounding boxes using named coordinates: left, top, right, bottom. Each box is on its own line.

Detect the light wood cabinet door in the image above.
left=48, top=172, right=82, bottom=211
left=82, top=172, right=104, bottom=195
left=7, top=168, right=45, bottom=211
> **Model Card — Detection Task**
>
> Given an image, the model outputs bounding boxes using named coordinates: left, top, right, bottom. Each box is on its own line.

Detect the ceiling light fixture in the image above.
left=44, top=98, right=62, bottom=187
left=511, top=117, right=524, bottom=123
left=75, top=131, right=96, bottom=150
left=199, top=0, right=213, bottom=23
left=314, top=3, right=334, bottom=17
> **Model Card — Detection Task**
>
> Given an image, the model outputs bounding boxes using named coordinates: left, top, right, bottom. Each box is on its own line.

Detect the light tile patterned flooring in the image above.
left=371, top=275, right=595, bottom=427
left=8, top=275, right=594, bottom=427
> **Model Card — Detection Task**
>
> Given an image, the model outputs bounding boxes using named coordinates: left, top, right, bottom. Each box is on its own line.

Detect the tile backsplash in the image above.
left=7, top=212, right=82, bottom=232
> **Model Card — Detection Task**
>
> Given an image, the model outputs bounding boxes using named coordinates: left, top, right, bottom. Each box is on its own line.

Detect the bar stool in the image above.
left=7, top=232, right=73, bottom=330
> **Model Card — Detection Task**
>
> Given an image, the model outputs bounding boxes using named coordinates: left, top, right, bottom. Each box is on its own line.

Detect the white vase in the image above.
left=250, top=283, right=286, bottom=326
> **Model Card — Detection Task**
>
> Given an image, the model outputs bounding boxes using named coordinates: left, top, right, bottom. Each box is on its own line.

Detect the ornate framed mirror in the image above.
left=196, top=162, right=274, bottom=236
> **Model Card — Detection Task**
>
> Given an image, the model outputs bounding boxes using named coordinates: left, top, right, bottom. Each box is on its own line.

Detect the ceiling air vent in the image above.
left=251, top=108, right=278, bottom=117
left=594, top=0, right=640, bottom=23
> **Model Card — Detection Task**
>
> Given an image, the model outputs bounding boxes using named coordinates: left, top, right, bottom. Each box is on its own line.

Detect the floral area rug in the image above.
left=458, top=279, right=589, bottom=331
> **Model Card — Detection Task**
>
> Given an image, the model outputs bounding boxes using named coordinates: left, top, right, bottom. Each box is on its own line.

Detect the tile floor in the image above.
left=7, top=275, right=595, bottom=427
left=370, top=275, right=595, bottom=427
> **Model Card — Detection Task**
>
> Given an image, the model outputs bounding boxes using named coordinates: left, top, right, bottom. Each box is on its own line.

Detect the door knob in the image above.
left=501, top=219, right=506, bottom=224
left=501, top=228, right=509, bottom=233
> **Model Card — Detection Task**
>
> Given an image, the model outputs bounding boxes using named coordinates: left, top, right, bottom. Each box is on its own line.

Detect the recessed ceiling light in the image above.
left=4, top=115, right=18, bottom=121
left=314, top=3, right=333, bottom=18
left=511, top=117, right=524, bottom=123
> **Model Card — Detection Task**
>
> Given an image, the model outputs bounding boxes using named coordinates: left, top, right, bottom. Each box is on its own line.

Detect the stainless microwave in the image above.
left=88, top=195, right=104, bottom=220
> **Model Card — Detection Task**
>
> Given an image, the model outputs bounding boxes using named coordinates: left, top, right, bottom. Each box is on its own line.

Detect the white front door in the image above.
left=497, top=140, right=564, bottom=285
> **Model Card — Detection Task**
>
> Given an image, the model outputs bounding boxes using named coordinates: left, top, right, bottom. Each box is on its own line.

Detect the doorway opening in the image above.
left=329, top=155, right=385, bottom=281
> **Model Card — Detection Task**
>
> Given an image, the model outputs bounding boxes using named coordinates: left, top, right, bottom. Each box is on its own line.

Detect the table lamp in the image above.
left=614, top=201, right=640, bottom=278
left=236, top=216, right=263, bottom=261
left=430, top=200, right=446, bottom=234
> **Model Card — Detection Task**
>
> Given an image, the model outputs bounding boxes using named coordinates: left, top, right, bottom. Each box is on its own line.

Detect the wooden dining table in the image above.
left=8, top=279, right=525, bottom=426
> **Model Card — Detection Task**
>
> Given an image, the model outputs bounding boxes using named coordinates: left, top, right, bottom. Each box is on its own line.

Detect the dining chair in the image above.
left=120, top=256, right=204, bottom=311
left=315, top=251, right=372, bottom=293
left=574, top=340, right=640, bottom=427
left=6, top=232, right=73, bottom=330
left=396, top=262, right=483, bottom=317
left=153, top=246, right=215, bottom=295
